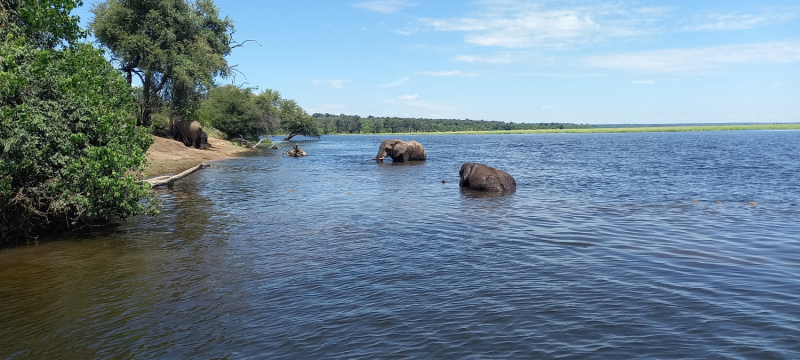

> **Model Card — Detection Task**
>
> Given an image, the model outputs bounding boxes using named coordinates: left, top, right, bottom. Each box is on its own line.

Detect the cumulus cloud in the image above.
left=417, top=70, right=478, bottom=76
left=313, top=79, right=350, bottom=88
left=586, top=40, right=800, bottom=72
left=353, top=0, right=415, bottom=13
left=380, top=77, right=410, bottom=87
left=398, top=94, right=419, bottom=100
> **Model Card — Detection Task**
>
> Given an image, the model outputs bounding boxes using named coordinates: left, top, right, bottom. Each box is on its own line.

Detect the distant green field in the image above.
left=383, top=123, right=800, bottom=135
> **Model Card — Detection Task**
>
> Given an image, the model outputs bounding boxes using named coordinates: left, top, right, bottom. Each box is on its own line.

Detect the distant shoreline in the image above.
left=325, top=123, right=800, bottom=136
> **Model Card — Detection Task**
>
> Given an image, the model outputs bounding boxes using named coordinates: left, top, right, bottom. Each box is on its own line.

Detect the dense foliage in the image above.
left=0, top=0, right=155, bottom=243
left=313, top=113, right=590, bottom=134
left=196, top=85, right=319, bottom=141
left=197, top=85, right=272, bottom=141
left=90, top=0, right=235, bottom=125
left=279, top=99, right=321, bottom=140
left=0, top=0, right=85, bottom=49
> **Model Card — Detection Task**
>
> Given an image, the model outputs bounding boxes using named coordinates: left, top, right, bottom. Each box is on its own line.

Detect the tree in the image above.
left=90, top=0, right=235, bottom=126
left=279, top=99, right=321, bottom=140
left=0, top=0, right=86, bottom=49
left=196, top=85, right=260, bottom=140
left=253, top=89, right=281, bottom=136
left=196, top=86, right=281, bottom=141
left=1, top=1, right=156, bottom=243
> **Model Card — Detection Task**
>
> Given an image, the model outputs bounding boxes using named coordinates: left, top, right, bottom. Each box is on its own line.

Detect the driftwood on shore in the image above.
left=232, top=136, right=273, bottom=149
left=283, top=144, right=307, bottom=157
left=144, top=163, right=210, bottom=187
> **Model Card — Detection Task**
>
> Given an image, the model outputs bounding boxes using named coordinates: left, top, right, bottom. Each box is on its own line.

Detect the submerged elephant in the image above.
left=374, top=139, right=426, bottom=162
left=172, top=120, right=209, bottom=149
left=459, top=162, right=516, bottom=192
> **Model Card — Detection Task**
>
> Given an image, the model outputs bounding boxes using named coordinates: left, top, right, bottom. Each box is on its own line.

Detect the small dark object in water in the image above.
left=442, top=180, right=447, bottom=183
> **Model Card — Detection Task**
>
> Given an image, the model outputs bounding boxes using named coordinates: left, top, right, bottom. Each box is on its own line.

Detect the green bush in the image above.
left=197, top=85, right=264, bottom=141
left=0, top=38, right=156, bottom=243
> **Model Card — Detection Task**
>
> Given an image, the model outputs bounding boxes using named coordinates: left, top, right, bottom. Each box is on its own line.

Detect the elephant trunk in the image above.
left=376, top=144, right=387, bottom=161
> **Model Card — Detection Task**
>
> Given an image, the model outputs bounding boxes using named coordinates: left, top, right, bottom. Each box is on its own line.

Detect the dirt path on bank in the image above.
left=144, top=135, right=252, bottom=176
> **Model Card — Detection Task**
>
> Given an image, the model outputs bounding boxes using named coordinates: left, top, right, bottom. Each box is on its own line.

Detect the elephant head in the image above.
left=375, top=139, right=426, bottom=162
left=459, top=162, right=516, bottom=192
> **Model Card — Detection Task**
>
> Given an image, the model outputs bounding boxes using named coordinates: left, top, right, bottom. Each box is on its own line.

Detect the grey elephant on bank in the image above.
left=172, top=120, right=209, bottom=149
left=374, top=139, right=427, bottom=162
left=459, top=162, right=516, bottom=192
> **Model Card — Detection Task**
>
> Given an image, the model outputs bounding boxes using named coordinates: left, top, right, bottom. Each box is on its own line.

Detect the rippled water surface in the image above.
left=2, top=131, right=800, bottom=359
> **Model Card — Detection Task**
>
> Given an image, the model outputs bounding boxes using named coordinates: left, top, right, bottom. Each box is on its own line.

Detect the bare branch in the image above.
left=230, top=39, right=261, bottom=49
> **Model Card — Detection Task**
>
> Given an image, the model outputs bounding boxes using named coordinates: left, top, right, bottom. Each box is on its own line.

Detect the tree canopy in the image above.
left=196, top=85, right=319, bottom=141
left=280, top=99, right=321, bottom=140
left=90, top=0, right=235, bottom=125
left=1, top=0, right=156, bottom=243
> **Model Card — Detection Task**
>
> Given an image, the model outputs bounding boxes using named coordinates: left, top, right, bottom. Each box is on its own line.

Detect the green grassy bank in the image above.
left=374, top=123, right=800, bottom=135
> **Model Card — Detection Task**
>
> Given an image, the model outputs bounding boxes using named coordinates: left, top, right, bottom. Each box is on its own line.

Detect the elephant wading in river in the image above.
left=374, top=139, right=426, bottom=162
left=459, top=162, right=516, bottom=192
left=172, top=120, right=209, bottom=149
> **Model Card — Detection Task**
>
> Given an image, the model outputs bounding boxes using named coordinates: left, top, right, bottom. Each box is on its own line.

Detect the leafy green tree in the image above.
left=253, top=89, right=281, bottom=136
left=280, top=99, right=320, bottom=140
left=1, top=0, right=85, bottom=49
left=1, top=1, right=156, bottom=243
left=90, top=0, right=235, bottom=125
left=196, top=85, right=262, bottom=140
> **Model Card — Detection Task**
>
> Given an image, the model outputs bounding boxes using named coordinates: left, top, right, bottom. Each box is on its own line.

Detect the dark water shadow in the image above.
left=375, top=160, right=428, bottom=167
left=459, top=188, right=516, bottom=199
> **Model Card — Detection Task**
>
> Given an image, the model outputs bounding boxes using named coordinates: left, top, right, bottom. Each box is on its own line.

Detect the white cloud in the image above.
left=398, top=94, right=419, bottom=100
left=455, top=54, right=516, bottom=63
left=586, top=40, right=800, bottom=72
left=682, top=9, right=800, bottom=32
left=380, top=77, right=410, bottom=87
left=313, top=79, right=350, bottom=88
left=353, top=0, right=415, bottom=14
left=632, top=80, right=654, bottom=84
left=417, top=70, right=478, bottom=76
left=420, top=1, right=668, bottom=49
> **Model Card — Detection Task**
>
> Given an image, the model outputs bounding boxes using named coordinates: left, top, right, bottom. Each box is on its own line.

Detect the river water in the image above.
left=1, top=131, right=799, bottom=359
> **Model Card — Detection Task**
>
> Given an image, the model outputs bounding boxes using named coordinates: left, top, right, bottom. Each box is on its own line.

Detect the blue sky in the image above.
left=74, top=0, right=800, bottom=124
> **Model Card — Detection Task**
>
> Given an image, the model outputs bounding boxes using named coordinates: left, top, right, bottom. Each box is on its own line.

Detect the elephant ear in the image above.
left=394, top=141, right=408, bottom=155
left=459, top=163, right=474, bottom=187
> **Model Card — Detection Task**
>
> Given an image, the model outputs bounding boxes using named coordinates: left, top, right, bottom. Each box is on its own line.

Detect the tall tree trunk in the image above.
left=140, top=72, right=153, bottom=127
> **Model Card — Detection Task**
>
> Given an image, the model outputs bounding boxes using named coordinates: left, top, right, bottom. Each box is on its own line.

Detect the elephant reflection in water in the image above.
left=374, top=139, right=426, bottom=163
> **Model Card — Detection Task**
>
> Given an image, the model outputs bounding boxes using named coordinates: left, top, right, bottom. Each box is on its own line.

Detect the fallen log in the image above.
left=144, top=163, right=210, bottom=187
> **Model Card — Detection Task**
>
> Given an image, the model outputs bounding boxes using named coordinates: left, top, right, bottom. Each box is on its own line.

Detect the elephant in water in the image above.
left=459, top=162, right=516, bottom=192
left=172, top=120, right=209, bottom=149
left=374, top=139, right=426, bottom=162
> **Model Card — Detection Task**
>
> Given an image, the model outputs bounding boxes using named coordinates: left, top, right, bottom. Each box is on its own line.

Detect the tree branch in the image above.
left=230, top=39, right=261, bottom=49
left=144, top=163, right=210, bottom=188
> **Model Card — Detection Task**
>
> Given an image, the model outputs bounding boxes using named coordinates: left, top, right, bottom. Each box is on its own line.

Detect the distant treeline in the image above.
left=312, top=113, right=590, bottom=134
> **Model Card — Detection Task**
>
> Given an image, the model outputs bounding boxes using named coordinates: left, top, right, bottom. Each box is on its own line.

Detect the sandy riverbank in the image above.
left=144, top=135, right=252, bottom=176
